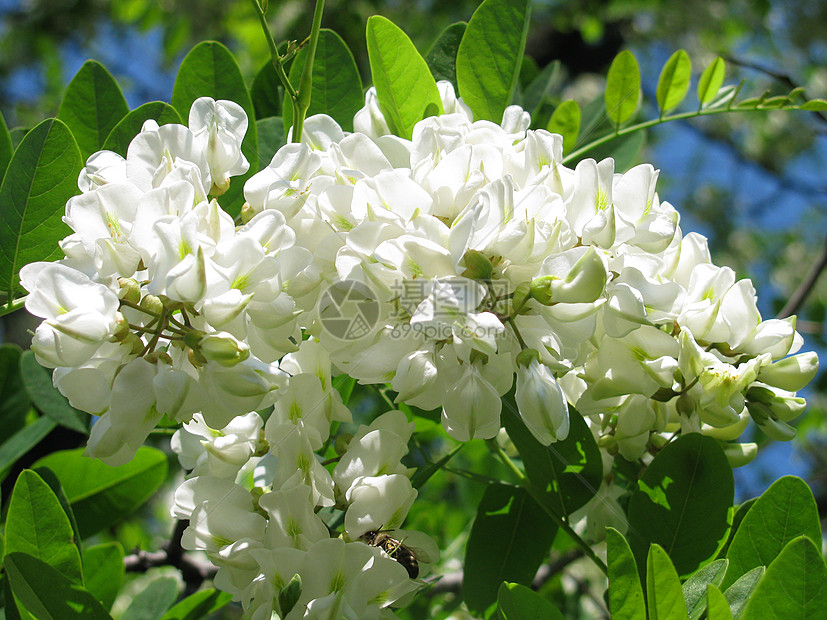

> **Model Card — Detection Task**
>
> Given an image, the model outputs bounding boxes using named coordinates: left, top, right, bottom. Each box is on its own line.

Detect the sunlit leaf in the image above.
left=683, top=559, right=728, bottom=620
left=800, top=99, right=827, bottom=110
left=121, top=577, right=179, bottom=620
left=723, top=475, right=820, bottom=589
left=0, top=109, right=13, bottom=183
left=283, top=29, right=363, bottom=133
left=707, top=584, right=734, bottom=620
left=367, top=16, right=443, bottom=139
left=697, top=57, right=726, bottom=105
left=0, top=118, right=82, bottom=299
left=102, top=101, right=182, bottom=157
left=32, top=446, right=168, bottom=538
left=5, top=470, right=83, bottom=584
left=655, top=49, right=691, bottom=114
left=160, top=588, right=232, bottom=620
left=497, top=582, right=565, bottom=619
left=82, top=542, right=124, bottom=611
left=607, top=528, right=646, bottom=620
left=547, top=99, right=581, bottom=154
left=723, top=566, right=764, bottom=617
left=605, top=50, right=641, bottom=126
left=57, top=60, right=129, bottom=159
left=456, top=0, right=531, bottom=122
left=256, top=116, right=285, bottom=170
left=647, top=545, right=687, bottom=619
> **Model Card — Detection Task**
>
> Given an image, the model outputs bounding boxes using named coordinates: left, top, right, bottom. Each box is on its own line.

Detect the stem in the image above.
left=1, top=295, right=27, bottom=317
left=292, top=0, right=325, bottom=143
left=487, top=439, right=609, bottom=576
left=563, top=103, right=808, bottom=165
left=778, top=231, right=827, bottom=318
left=506, top=317, right=528, bottom=350
left=249, top=0, right=298, bottom=102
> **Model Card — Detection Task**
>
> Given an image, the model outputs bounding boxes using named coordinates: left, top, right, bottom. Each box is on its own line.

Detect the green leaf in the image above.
left=456, top=0, right=531, bottom=122
left=0, top=417, right=58, bottom=482
left=81, top=542, right=124, bottom=611
left=425, top=22, right=467, bottom=86
left=547, top=100, right=581, bottom=155
left=627, top=433, right=733, bottom=577
left=502, top=404, right=602, bottom=517
left=707, top=585, right=734, bottom=620
left=4, top=552, right=112, bottom=620
left=522, top=61, right=563, bottom=120
left=32, top=446, right=168, bottom=538
left=0, top=109, right=13, bottom=183
left=256, top=117, right=285, bottom=170
left=20, top=351, right=89, bottom=434
left=32, top=466, right=82, bottom=562
left=655, top=49, right=691, bottom=114
left=9, top=127, right=29, bottom=150
left=366, top=16, right=443, bottom=139
left=606, top=528, right=646, bottom=620
left=102, top=102, right=182, bottom=157
left=171, top=41, right=258, bottom=217
left=800, top=98, right=827, bottom=111
left=646, top=544, right=687, bottom=619
left=121, top=576, right=179, bottom=620
left=697, top=57, right=726, bottom=105
left=741, top=537, right=827, bottom=619
left=160, top=588, right=232, bottom=620
left=0, top=344, right=30, bottom=441
left=723, top=476, right=820, bottom=589
left=497, top=582, right=565, bottom=619
left=5, top=470, right=83, bottom=585
left=0, top=118, right=82, bottom=299
left=723, top=566, right=764, bottom=618
left=605, top=50, right=641, bottom=126
left=683, top=559, right=729, bottom=620
left=56, top=60, right=129, bottom=160
left=717, top=498, right=755, bottom=559
left=463, top=483, right=557, bottom=617
left=251, top=61, right=283, bottom=120
left=412, top=443, right=463, bottom=489
left=282, top=29, right=363, bottom=134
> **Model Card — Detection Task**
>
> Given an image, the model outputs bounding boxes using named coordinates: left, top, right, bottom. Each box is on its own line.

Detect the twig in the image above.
left=778, top=232, right=827, bottom=318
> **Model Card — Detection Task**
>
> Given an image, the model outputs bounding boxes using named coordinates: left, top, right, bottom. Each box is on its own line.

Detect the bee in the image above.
left=361, top=529, right=420, bottom=579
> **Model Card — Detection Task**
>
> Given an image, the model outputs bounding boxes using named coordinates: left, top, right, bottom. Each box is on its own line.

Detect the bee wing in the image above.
left=391, top=529, right=440, bottom=564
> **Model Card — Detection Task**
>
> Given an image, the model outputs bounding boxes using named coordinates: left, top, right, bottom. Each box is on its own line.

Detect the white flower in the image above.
left=189, top=97, right=249, bottom=192
left=514, top=356, right=570, bottom=444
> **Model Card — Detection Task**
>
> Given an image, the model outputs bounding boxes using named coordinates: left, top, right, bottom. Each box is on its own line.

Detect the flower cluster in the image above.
left=19, top=80, right=818, bottom=614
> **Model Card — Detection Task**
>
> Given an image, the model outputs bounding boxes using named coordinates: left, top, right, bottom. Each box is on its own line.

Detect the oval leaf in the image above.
left=256, top=117, right=285, bottom=170
left=547, top=99, right=581, bottom=155
left=102, top=101, right=182, bottom=157
left=80, top=542, right=124, bottom=611
left=741, top=537, right=827, bottom=619
left=698, top=57, right=726, bottom=105
left=605, top=50, right=641, bottom=126
left=32, top=446, right=168, bottom=538
left=425, top=22, right=467, bottom=86
left=497, top=582, right=565, bottom=619
left=252, top=61, right=283, bottom=120
left=502, top=405, right=602, bottom=517
left=683, top=559, right=729, bottom=620
left=647, top=545, right=687, bottom=619
left=723, top=475, right=820, bottom=589
left=607, top=528, right=646, bottom=620
left=0, top=118, right=82, bottom=299
left=121, top=577, right=179, bottom=620
left=0, top=417, right=58, bottom=482
left=463, top=483, right=557, bottom=617
left=707, top=584, right=734, bottom=620
left=57, top=60, right=129, bottom=160
left=171, top=41, right=258, bottom=217
left=366, top=16, right=443, bottom=139
left=283, top=29, right=363, bottom=134
left=5, top=552, right=111, bottom=620
left=656, top=49, right=691, bottom=114
left=5, top=470, right=83, bottom=585
left=627, top=433, right=733, bottom=577
left=456, top=0, right=531, bottom=122
left=723, top=566, right=764, bottom=617
left=21, top=350, right=89, bottom=434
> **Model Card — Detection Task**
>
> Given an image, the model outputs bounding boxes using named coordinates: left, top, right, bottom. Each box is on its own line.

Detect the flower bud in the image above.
left=515, top=359, right=569, bottom=444
left=199, top=332, right=251, bottom=367
left=140, top=294, right=164, bottom=316
left=532, top=246, right=607, bottom=305
left=110, top=312, right=130, bottom=342
left=757, top=351, right=819, bottom=392
left=122, top=332, right=145, bottom=356
left=746, top=385, right=805, bottom=422
left=240, top=202, right=256, bottom=224
left=334, top=433, right=353, bottom=456
left=117, top=277, right=141, bottom=304
left=461, top=250, right=493, bottom=281
left=515, top=348, right=541, bottom=368
left=511, top=281, right=531, bottom=315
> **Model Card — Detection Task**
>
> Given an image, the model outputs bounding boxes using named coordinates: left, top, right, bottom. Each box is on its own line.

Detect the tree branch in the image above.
left=778, top=232, right=827, bottom=318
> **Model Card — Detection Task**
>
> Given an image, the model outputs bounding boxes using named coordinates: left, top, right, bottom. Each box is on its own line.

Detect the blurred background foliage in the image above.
left=0, top=0, right=825, bottom=617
